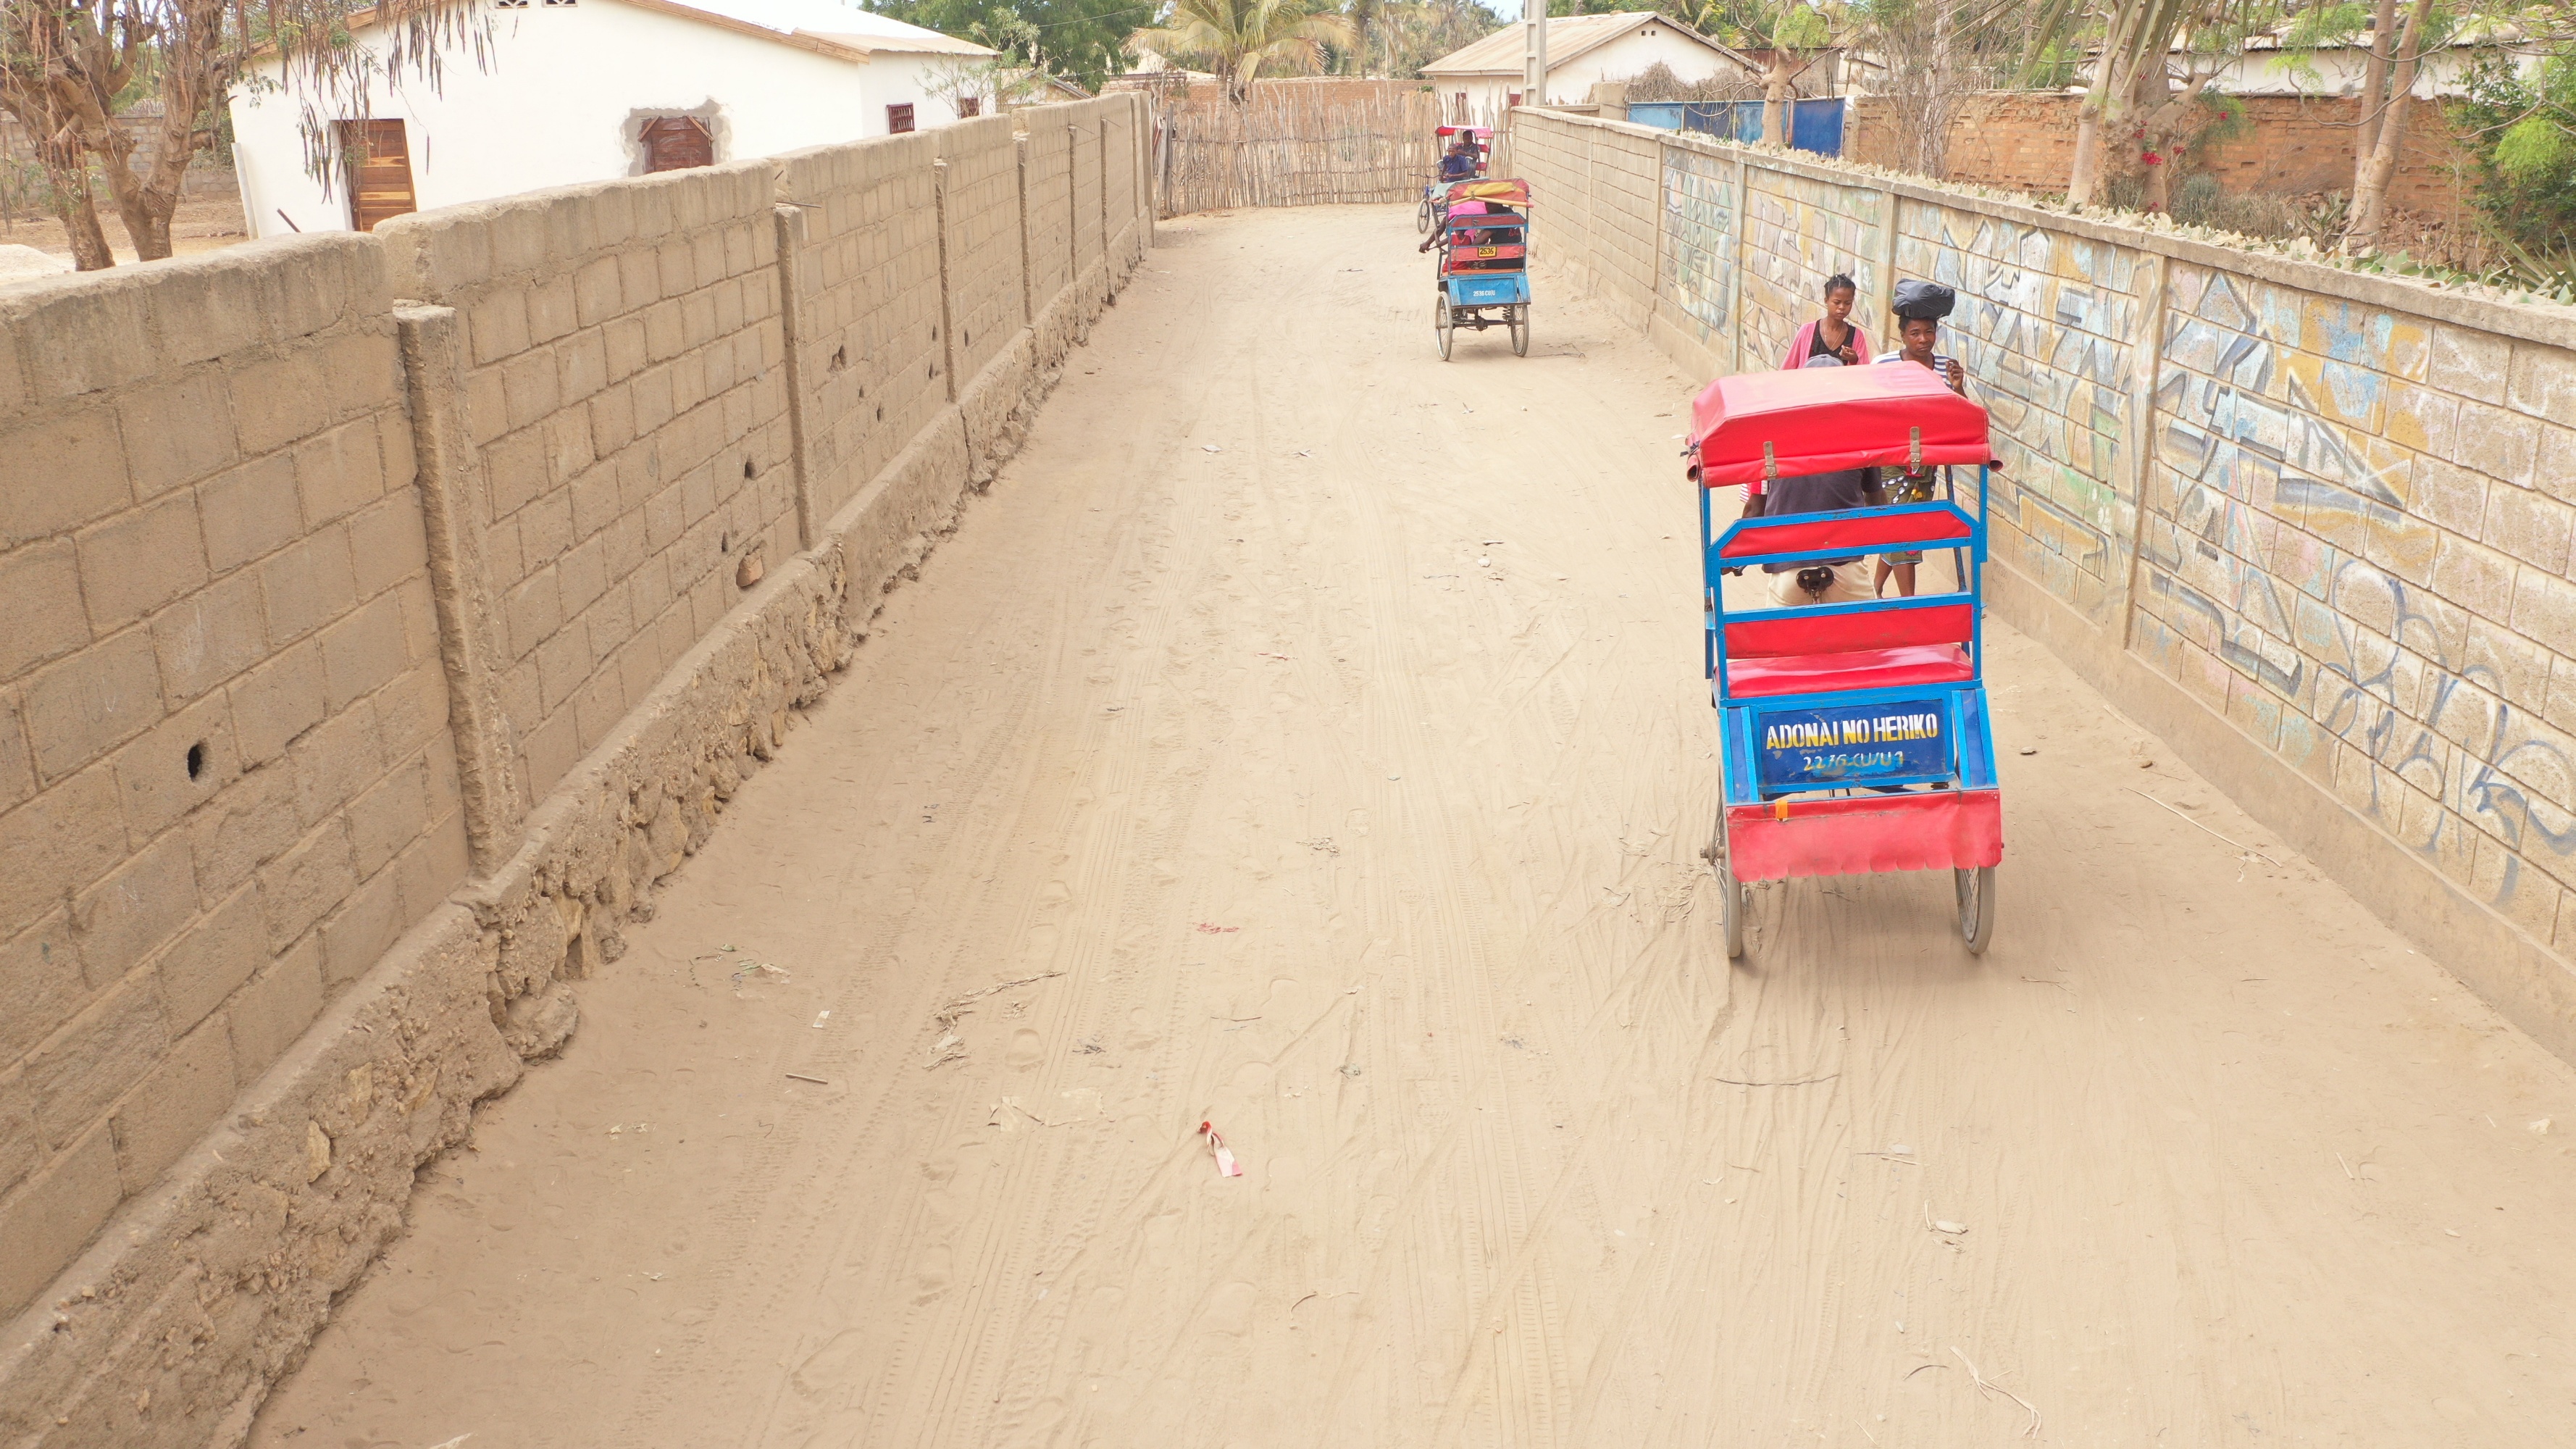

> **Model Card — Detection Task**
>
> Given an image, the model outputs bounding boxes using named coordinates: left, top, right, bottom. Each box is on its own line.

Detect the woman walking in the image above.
left=1781, top=273, right=1870, bottom=370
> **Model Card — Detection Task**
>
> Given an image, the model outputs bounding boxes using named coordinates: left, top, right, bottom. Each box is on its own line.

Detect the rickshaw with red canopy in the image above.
left=1692, top=361, right=2003, bottom=956
left=1431, top=178, right=1530, bottom=359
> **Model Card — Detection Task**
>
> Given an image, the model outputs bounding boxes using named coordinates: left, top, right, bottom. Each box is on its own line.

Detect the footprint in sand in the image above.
left=1007, top=1029, right=1045, bottom=1070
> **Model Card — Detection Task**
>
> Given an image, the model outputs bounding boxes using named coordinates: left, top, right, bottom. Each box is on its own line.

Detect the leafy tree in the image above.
left=868, top=0, right=1144, bottom=93
left=2019, top=0, right=2275, bottom=209
left=0, top=0, right=489, bottom=270
left=2454, top=33, right=2576, bottom=281
left=1848, top=0, right=2033, bottom=176
left=1359, top=0, right=1501, bottom=78
left=1129, top=0, right=1358, bottom=101
left=1693, top=0, right=1836, bottom=144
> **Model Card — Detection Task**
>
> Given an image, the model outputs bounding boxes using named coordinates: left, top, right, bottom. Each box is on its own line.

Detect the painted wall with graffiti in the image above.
left=1505, top=104, right=2576, bottom=1009
left=1659, top=145, right=1736, bottom=349
left=1736, top=167, right=1884, bottom=372
left=1896, top=203, right=2154, bottom=629
left=2134, top=266, right=2576, bottom=953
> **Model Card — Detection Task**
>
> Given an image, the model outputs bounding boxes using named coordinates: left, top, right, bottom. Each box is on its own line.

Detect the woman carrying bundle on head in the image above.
left=1873, top=278, right=1970, bottom=598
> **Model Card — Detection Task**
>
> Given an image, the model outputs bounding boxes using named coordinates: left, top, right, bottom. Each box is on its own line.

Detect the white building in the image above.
left=231, top=0, right=995, bottom=239
left=1420, top=12, right=1752, bottom=122
left=2203, top=31, right=2516, bottom=99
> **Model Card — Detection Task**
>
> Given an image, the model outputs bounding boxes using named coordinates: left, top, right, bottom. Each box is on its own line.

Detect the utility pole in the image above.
left=1522, top=0, right=1548, bottom=110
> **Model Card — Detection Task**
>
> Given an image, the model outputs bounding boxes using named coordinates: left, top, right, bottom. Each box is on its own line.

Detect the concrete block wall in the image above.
left=1502, top=113, right=1660, bottom=331
left=937, top=116, right=1032, bottom=393
left=1507, top=107, right=2576, bottom=1076
left=1658, top=144, right=1736, bottom=355
left=1898, top=203, right=2156, bottom=627
left=1024, top=121, right=1075, bottom=355
left=775, top=133, right=946, bottom=525
left=1734, top=166, right=1886, bottom=372
left=376, top=163, right=798, bottom=805
left=0, top=95, right=1155, bottom=1449
left=2134, top=266, right=2576, bottom=958
left=0, top=237, right=468, bottom=1321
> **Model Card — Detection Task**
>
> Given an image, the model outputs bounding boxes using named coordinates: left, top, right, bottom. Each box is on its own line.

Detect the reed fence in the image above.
left=1152, top=84, right=1458, bottom=217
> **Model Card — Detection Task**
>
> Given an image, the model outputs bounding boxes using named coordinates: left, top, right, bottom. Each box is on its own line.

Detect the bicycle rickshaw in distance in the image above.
left=1432, top=179, right=1530, bottom=361
left=1417, top=125, right=1495, bottom=233
left=1691, top=361, right=2004, bottom=956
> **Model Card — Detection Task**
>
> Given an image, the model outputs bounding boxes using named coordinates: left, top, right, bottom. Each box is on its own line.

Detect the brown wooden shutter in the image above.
left=340, top=120, right=417, bottom=232
left=956, top=97, right=979, bottom=118
left=640, top=116, right=714, bottom=173
left=887, top=103, right=916, bottom=133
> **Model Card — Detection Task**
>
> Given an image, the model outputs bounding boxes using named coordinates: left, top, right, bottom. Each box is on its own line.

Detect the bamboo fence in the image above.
left=1153, top=84, right=1457, bottom=217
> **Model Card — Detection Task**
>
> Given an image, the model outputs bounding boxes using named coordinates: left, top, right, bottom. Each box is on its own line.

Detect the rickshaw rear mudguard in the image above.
left=1445, top=273, right=1529, bottom=306
left=1724, top=789, right=2002, bottom=881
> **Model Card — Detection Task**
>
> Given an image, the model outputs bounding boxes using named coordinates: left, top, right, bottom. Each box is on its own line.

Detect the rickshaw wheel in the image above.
left=1510, top=306, right=1529, bottom=357
left=1956, top=866, right=1997, bottom=955
left=1718, top=855, right=1747, bottom=959
left=1434, top=294, right=1453, bottom=360
left=1416, top=195, right=1432, bottom=234
left=1705, top=808, right=1746, bottom=959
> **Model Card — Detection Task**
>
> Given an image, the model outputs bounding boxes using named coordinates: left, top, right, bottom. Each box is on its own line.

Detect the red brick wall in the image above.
left=1849, top=92, right=2479, bottom=225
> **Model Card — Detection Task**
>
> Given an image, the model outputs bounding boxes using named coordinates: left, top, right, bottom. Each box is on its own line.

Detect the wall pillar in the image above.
left=1016, top=133, right=1035, bottom=324
left=395, top=305, right=526, bottom=875
left=933, top=159, right=959, bottom=404
left=773, top=204, right=821, bottom=549
left=1869, top=181, right=1902, bottom=354
left=1725, top=149, right=1748, bottom=375
left=2115, top=251, right=2173, bottom=652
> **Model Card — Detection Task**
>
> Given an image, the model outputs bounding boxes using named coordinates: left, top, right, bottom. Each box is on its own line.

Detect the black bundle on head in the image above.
left=1891, top=279, right=1955, bottom=321
left=1824, top=272, right=1857, bottom=298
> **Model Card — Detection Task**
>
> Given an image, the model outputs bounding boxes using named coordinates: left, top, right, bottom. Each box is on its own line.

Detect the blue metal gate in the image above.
left=1618, top=99, right=1844, bottom=158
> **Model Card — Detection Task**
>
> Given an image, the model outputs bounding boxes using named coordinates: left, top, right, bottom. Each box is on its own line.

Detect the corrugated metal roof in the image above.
left=1421, top=12, right=1744, bottom=78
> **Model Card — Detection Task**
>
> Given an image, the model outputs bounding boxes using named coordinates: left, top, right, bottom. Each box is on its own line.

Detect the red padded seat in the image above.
left=1724, top=643, right=1974, bottom=698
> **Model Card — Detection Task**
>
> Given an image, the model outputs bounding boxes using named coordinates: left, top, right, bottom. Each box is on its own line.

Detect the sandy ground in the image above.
left=248, top=204, right=2576, bottom=1449
left=0, top=192, right=248, bottom=267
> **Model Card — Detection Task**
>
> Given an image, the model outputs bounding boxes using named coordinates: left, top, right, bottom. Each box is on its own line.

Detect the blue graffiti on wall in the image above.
left=2146, top=265, right=2576, bottom=916
left=1661, top=147, right=1734, bottom=342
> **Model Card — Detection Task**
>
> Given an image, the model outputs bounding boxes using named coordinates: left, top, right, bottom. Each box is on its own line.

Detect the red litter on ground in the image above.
left=1199, top=1121, right=1242, bottom=1177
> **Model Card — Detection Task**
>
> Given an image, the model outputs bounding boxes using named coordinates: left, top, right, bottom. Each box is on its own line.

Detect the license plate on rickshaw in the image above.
left=1755, top=698, right=1951, bottom=789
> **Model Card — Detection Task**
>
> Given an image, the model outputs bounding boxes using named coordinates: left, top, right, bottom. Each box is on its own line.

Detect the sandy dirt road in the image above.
left=251, top=205, right=2576, bottom=1449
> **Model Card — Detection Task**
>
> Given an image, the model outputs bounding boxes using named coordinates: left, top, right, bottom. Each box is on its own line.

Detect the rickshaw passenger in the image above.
left=1740, top=355, right=1887, bottom=606
left=1440, top=136, right=1478, bottom=182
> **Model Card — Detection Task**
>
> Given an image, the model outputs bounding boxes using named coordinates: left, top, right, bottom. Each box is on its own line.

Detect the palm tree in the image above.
left=1130, top=0, right=1360, bottom=102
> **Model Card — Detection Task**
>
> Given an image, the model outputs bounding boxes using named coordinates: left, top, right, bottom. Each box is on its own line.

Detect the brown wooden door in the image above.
left=640, top=116, right=714, bottom=172
left=340, top=120, right=416, bottom=231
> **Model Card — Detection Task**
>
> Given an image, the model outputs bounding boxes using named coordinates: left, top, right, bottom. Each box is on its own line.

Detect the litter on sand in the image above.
left=1202, top=443, right=1223, bottom=453
left=1199, top=1120, right=1242, bottom=1177
left=1952, top=1348, right=2042, bottom=1437
left=925, top=972, right=1066, bottom=1069
left=785, top=1072, right=830, bottom=1085
left=811, top=1011, right=831, bottom=1029
left=990, top=1097, right=1066, bottom=1131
